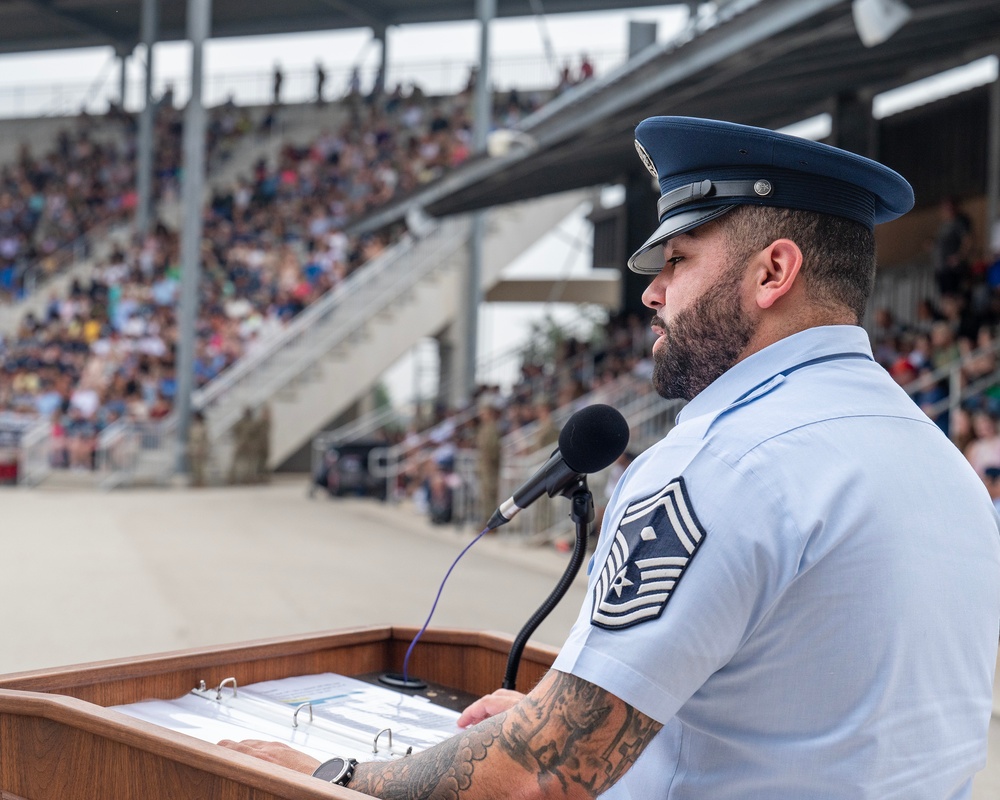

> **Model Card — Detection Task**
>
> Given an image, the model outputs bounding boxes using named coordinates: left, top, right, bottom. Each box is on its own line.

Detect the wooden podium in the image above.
left=0, top=626, right=557, bottom=799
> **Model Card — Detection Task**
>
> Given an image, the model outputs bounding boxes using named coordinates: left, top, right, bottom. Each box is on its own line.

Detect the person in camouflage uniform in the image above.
left=188, top=411, right=210, bottom=487
left=229, top=406, right=255, bottom=485
left=475, top=401, right=502, bottom=528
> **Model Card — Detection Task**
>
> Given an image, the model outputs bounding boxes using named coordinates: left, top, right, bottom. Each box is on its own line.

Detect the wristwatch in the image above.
left=312, top=756, right=359, bottom=786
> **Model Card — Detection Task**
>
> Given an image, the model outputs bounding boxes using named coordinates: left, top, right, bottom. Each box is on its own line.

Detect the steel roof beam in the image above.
left=23, top=0, right=135, bottom=50
left=315, top=0, right=389, bottom=30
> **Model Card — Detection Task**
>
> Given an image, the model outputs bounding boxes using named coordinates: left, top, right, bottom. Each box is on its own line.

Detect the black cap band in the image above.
left=656, top=179, right=768, bottom=220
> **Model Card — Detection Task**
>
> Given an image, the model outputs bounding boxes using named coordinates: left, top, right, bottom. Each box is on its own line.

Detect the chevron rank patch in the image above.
left=591, top=478, right=706, bottom=630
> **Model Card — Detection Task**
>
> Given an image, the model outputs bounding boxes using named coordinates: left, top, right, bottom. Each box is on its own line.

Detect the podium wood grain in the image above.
left=0, top=626, right=557, bottom=800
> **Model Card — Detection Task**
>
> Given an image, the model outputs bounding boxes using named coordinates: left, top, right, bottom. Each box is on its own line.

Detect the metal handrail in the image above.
left=95, top=418, right=131, bottom=488
left=190, top=239, right=410, bottom=407
left=901, top=336, right=1000, bottom=396
left=194, top=215, right=471, bottom=437
left=16, top=416, right=52, bottom=487
left=193, top=218, right=443, bottom=404
left=0, top=49, right=627, bottom=120
left=913, top=337, right=1000, bottom=426
left=95, top=416, right=177, bottom=489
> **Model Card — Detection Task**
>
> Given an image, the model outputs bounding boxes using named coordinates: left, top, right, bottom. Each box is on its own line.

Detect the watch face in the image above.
left=313, top=757, right=348, bottom=782
left=313, top=757, right=357, bottom=785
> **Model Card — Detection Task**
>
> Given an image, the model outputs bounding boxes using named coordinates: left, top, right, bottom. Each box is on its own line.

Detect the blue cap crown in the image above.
left=628, top=117, right=915, bottom=274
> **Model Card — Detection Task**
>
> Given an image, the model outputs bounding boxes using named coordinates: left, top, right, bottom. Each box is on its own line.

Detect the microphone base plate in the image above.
left=378, top=672, right=429, bottom=690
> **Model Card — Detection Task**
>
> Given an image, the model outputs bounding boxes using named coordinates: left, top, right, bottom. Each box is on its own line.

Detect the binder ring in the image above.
left=215, top=677, right=238, bottom=700
left=292, top=702, right=313, bottom=728
left=373, top=727, right=392, bottom=754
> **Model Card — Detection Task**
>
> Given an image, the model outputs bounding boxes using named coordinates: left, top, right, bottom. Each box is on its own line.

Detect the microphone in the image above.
left=486, top=404, right=629, bottom=531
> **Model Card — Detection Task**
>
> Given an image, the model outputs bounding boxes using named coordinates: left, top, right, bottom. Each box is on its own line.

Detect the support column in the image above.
left=472, top=0, right=493, bottom=152
left=628, top=20, right=658, bottom=58
left=136, top=0, right=159, bottom=240
left=374, top=24, right=388, bottom=95
left=620, top=170, right=660, bottom=317
left=987, top=72, right=1000, bottom=255
left=612, top=17, right=664, bottom=317
left=829, top=90, right=876, bottom=158
left=117, top=49, right=129, bottom=108
left=452, top=0, right=494, bottom=408
left=435, top=327, right=455, bottom=411
left=175, top=0, right=211, bottom=474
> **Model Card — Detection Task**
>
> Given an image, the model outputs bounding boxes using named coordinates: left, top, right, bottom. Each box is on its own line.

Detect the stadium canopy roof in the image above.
left=348, top=0, right=1000, bottom=227
left=0, top=0, right=685, bottom=55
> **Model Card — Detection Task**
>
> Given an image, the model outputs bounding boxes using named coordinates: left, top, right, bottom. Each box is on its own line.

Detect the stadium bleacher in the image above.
left=0, top=81, right=560, bottom=479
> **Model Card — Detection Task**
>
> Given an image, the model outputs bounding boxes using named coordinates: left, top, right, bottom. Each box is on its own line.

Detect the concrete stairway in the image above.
left=200, top=189, right=591, bottom=474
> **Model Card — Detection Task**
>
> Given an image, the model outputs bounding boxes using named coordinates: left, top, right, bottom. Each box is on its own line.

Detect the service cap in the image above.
left=628, top=116, right=915, bottom=274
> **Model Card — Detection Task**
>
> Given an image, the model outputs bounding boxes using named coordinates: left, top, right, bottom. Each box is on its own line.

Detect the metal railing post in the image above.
left=949, top=364, right=963, bottom=444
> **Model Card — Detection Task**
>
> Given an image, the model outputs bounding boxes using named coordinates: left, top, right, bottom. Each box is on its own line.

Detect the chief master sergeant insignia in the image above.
left=592, top=477, right=706, bottom=630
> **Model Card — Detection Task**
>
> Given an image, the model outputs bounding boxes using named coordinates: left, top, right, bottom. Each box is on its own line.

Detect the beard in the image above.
left=651, top=259, right=758, bottom=401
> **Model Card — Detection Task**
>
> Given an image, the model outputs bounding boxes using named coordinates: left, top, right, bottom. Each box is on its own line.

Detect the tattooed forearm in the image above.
left=350, top=716, right=503, bottom=800
left=500, top=670, right=662, bottom=796
left=346, top=670, right=661, bottom=799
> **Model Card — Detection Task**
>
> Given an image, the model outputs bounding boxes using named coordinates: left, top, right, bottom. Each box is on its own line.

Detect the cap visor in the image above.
left=627, top=205, right=736, bottom=274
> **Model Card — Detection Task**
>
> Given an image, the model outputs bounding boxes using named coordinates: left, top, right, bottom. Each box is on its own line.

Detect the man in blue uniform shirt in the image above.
left=223, top=117, right=1000, bottom=799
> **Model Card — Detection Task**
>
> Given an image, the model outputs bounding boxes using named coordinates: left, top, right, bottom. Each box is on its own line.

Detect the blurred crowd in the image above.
left=0, top=100, right=256, bottom=301
left=385, top=312, right=654, bottom=529
left=0, top=73, right=558, bottom=473
left=393, top=197, right=1000, bottom=531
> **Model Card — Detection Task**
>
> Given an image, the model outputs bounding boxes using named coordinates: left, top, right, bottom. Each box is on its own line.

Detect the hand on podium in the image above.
left=217, top=689, right=530, bottom=775
left=456, top=688, right=526, bottom=728
left=218, top=738, right=319, bottom=774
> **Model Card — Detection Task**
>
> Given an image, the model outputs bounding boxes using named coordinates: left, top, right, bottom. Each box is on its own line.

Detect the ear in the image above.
left=752, top=238, right=804, bottom=310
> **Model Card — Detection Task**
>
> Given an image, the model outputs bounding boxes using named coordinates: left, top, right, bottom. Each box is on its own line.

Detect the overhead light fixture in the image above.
left=486, top=129, right=536, bottom=158
left=852, top=0, right=913, bottom=47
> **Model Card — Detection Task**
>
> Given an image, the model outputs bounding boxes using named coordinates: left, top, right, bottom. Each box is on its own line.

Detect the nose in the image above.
left=642, top=271, right=667, bottom=310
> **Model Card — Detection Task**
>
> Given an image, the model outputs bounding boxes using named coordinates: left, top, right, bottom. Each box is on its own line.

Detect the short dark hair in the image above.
left=717, top=205, right=876, bottom=323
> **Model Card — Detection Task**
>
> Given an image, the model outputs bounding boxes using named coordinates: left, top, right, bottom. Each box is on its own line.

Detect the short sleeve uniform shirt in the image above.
left=553, top=325, right=1000, bottom=799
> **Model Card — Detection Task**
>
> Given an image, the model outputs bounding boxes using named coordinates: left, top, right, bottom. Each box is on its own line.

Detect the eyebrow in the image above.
left=662, top=233, right=695, bottom=255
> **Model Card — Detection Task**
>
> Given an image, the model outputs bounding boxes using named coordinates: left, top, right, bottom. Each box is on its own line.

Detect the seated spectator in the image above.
left=984, top=466, right=1000, bottom=512
left=950, top=406, right=975, bottom=452
left=962, top=327, right=997, bottom=384
left=965, top=409, right=1000, bottom=479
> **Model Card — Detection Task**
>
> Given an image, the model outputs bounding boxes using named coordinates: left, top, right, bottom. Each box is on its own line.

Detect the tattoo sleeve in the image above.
left=348, top=670, right=662, bottom=799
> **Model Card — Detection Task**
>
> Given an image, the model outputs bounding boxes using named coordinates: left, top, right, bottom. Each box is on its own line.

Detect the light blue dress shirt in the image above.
left=554, top=325, right=1000, bottom=799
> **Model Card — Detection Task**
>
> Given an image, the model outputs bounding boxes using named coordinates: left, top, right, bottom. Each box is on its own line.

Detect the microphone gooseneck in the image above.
left=486, top=404, right=629, bottom=531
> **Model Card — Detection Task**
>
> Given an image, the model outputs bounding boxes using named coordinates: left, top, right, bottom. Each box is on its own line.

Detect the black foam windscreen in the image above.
left=557, top=404, right=630, bottom=475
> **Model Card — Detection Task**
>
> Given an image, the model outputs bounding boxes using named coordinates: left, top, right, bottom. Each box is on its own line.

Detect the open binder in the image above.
left=114, top=671, right=463, bottom=762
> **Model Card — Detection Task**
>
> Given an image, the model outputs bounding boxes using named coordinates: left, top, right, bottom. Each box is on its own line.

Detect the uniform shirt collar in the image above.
left=676, top=325, right=874, bottom=423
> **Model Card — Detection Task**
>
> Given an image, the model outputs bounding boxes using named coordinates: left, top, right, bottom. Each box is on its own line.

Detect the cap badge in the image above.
left=635, top=140, right=658, bottom=179
left=753, top=179, right=773, bottom=197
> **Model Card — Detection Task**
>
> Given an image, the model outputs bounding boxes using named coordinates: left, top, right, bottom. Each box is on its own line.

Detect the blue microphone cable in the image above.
left=401, top=526, right=491, bottom=684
